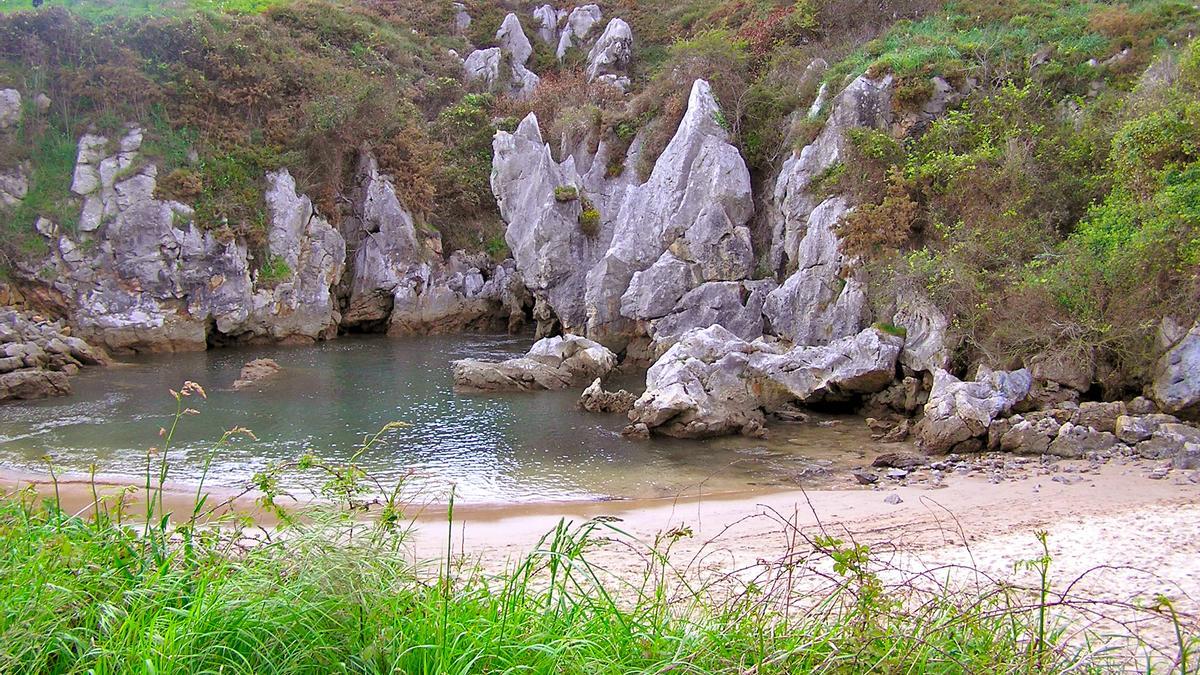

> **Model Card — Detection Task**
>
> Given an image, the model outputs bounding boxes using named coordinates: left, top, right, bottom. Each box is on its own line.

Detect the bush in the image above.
left=578, top=196, right=600, bottom=237
left=554, top=185, right=579, bottom=202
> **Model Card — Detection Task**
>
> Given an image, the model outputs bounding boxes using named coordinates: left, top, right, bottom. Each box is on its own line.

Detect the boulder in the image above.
left=892, top=288, right=950, bottom=373
left=585, top=79, right=754, bottom=345
left=1071, top=400, right=1126, bottom=434
left=0, top=89, right=20, bottom=130
left=629, top=325, right=903, bottom=438
left=578, top=378, right=637, bottom=414
left=1115, top=413, right=1180, bottom=444
left=232, top=358, right=282, bottom=391
left=533, top=4, right=564, bottom=45
left=1135, top=422, right=1200, bottom=463
left=0, top=369, right=70, bottom=401
left=453, top=335, right=617, bottom=392
left=586, top=19, right=633, bottom=90
left=997, top=415, right=1062, bottom=454
left=496, top=13, right=533, bottom=67
left=916, top=367, right=1033, bottom=453
left=1152, top=320, right=1200, bottom=418
left=1045, top=422, right=1122, bottom=458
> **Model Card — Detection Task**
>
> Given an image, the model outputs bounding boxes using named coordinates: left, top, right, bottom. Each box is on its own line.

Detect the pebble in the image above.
left=884, top=493, right=903, bottom=505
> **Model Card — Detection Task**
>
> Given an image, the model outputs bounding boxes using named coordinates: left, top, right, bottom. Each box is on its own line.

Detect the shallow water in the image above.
left=0, top=334, right=885, bottom=504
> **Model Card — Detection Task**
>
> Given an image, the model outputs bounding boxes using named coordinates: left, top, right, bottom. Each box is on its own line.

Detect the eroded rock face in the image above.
left=30, top=129, right=346, bottom=353
left=629, top=325, right=903, bottom=438
left=892, top=288, right=950, bottom=373
left=647, top=280, right=776, bottom=350
left=533, top=4, right=564, bottom=45
left=1153, top=320, right=1200, bottom=418
left=586, top=18, right=633, bottom=90
left=585, top=79, right=754, bottom=346
left=916, top=367, right=1033, bottom=453
left=452, top=335, right=617, bottom=391
left=0, top=308, right=106, bottom=401
left=463, top=16, right=540, bottom=99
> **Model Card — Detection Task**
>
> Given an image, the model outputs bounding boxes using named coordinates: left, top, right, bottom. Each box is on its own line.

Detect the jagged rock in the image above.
left=629, top=325, right=902, bottom=438
left=1115, top=413, right=1180, bottom=444
left=35, top=132, right=346, bottom=352
left=0, top=89, right=20, bottom=130
left=1152, top=320, right=1200, bottom=418
left=452, top=335, right=617, bottom=391
left=762, top=197, right=866, bottom=346
left=463, top=44, right=539, bottom=99
left=864, top=376, right=926, bottom=416
left=578, top=377, right=637, bottom=414
left=496, top=13, right=533, bottom=67
left=232, top=358, right=282, bottom=391
left=0, top=369, right=70, bottom=401
left=556, top=4, right=603, bottom=60
left=586, top=19, right=633, bottom=90
left=1046, top=422, right=1122, bottom=458
left=493, top=115, right=614, bottom=333
left=766, top=75, right=893, bottom=275
left=647, top=280, right=775, bottom=349
left=893, top=288, right=950, bottom=373
left=917, top=367, right=1033, bottom=453
left=533, top=4, right=563, bottom=45
left=585, top=79, right=754, bottom=345
left=390, top=253, right=528, bottom=335
left=997, top=415, right=1062, bottom=454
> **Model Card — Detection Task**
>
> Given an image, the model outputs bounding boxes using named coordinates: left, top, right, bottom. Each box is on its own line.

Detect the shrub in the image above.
left=578, top=196, right=600, bottom=237
left=256, top=254, right=292, bottom=287
left=554, top=185, right=579, bottom=202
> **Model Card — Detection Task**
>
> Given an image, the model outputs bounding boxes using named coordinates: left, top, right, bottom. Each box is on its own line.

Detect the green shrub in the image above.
left=256, top=253, right=292, bottom=287
left=578, top=196, right=600, bottom=237
left=554, top=185, right=579, bottom=202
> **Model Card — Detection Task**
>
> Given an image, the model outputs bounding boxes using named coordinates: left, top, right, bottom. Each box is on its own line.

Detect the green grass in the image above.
left=0, top=386, right=1194, bottom=674
left=0, top=0, right=296, bottom=21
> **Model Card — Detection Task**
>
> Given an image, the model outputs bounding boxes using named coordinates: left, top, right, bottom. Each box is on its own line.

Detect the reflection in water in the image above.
left=0, top=334, right=884, bottom=504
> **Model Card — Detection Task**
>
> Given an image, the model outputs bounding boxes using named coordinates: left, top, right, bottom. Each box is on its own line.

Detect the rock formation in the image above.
left=556, top=5, right=603, bottom=60
left=1153, top=320, right=1199, bottom=418
left=453, top=335, right=617, bottom=391
left=578, top=377, right=636, bottom=414
left=0, top=308, right=106, bottom=401
left=917, top=367, right=1032, bottom=453
left=463, top=13, right=539, bottom=99
left=586, top=19, right=633, bottom=90
left=628, top=325, right=903, bottom=438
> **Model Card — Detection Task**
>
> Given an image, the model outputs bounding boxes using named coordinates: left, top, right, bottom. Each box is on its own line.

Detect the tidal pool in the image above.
left=0, top=334, right=884, bottom=504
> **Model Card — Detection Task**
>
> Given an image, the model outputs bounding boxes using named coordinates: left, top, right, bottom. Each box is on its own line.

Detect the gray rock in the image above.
left=0, top=167, right=28, bottom=207
left=916, top=367, right=1033, bottom=453
left=586, top=19, right=633, bottom=90
left=884, top=493, right=903, bottom=505
left=0, top=89, right=20, bottom=130
left=1046, top=422, right=1122, bottom=458
left=578, top=377, right=637, bottom=414
left=585, top=79, right=753, bottom=345
left=533, top=4, right=563, bottom=45
left=1152, top=320, right=1200, bottom=418
left=453, top=335, right=617, bottom=391
left=762, top=197, right=867, bottom=346
left=765, top=75, right=893, bottom=275
left=453, top=2, right=471, bottom=33
left=556, top=4, right=603, bottom=60
left=648, top=280, right=775, bottom=349
left=872, top=452, right=926, bottom=470
left=1071, top=401, right=1126, bottom=434
left=893, top=287, right=950, bottom=373
left=998, top=415, right=1062, bottom=454
left=496, top=13, right=533, bottom=66
left=629, top=325, right=902, bottom=438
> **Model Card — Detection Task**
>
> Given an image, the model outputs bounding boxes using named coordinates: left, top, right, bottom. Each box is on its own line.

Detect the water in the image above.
left=0, top=334, right=883, bottom=504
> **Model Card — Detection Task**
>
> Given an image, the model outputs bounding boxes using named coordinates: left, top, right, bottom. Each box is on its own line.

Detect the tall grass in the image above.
left=0, top=382, right=1195, bottom=673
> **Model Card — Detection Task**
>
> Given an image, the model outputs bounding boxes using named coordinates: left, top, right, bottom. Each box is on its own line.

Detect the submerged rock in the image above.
left=453, top=335, right=617, bottom=392
left=916, top=367, right=1032, bottom=453
left=232, top=358, right=282, bottom=391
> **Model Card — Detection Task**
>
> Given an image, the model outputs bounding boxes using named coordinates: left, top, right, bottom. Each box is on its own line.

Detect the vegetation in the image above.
left=1, top=387, right=1193, bottom=673
left=554, top=185, right=579, bottom=202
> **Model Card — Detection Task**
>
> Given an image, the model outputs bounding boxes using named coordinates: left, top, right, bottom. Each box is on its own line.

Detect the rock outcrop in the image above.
left=917, top=367, right=1032, bottom=453
left=628, top=325, right=903, bottom=438
left=586, top=79, right=754, bottom=346
left=0, top=89, right=19, bottom=130
left=463, top=13, right=539, bottom=98
left=533, top=4, right=564, bottom=45
left=762, top=76, right=894, bottom=347
left=453, top=335, right=617, bottom=391
left=0, top=308, right=107, bottom=401
left=556, top=5, right=603, bottom=60
left=30, top=127, right=346, bottom=353
left=1152, top=320, right=1200, bottom=418
left=586, top=19, right=633, bottom=90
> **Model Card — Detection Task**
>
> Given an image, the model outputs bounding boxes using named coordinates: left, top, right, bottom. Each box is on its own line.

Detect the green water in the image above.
left=0, top=334, right=880, bottom=504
